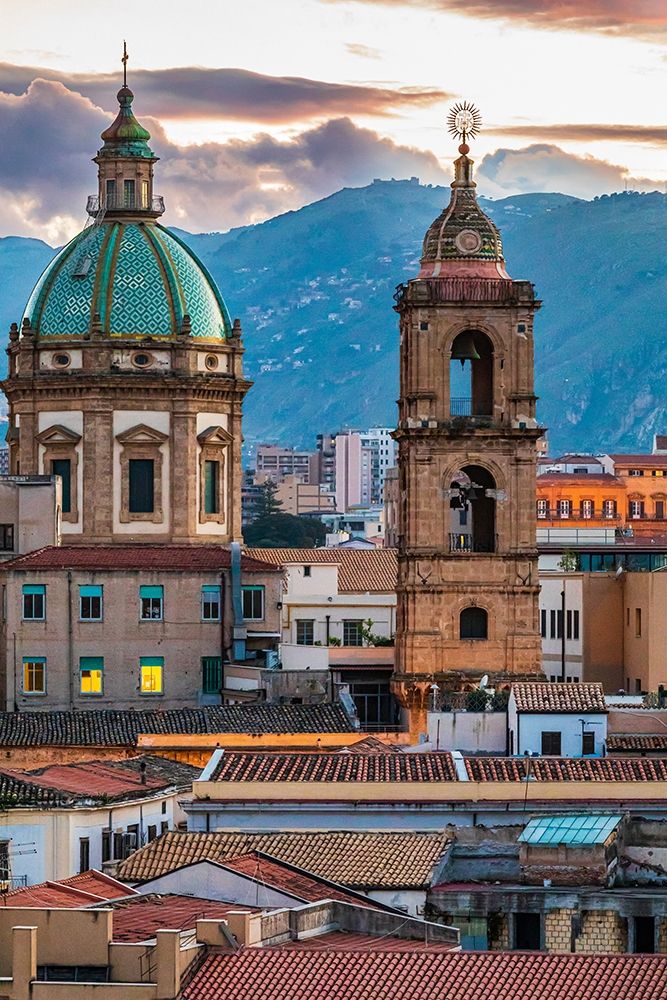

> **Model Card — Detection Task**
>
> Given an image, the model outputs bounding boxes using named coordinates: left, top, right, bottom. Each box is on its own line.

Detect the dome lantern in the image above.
left=87, top=44, right=164, bottom=221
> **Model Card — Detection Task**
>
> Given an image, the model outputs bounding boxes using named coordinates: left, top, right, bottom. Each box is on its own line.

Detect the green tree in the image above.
left=244, top=512, right=326, bottom=548
left=253, top=479, right=283, bottom=520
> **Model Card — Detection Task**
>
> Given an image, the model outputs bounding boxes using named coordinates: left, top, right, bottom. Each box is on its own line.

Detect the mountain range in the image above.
left=1, top=180, right=666, bottom=457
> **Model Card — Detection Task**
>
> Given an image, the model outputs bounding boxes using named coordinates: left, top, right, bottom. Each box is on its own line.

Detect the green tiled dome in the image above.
left=23, top=222, right=231, bottom=340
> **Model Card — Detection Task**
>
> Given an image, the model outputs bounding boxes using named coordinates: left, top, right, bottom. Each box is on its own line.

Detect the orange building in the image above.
left=536, top=453, right=667, bottom=536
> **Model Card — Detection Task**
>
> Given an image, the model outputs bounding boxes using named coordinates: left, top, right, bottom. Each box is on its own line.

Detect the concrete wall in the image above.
left=427, top=711, right=506, bottom=753
left=0, top=477, right=60, bottom=562
left=623, top=572, right=667, bottom=694
left=508, top=704, right=607, bottom=756
left=582, top=573, right=624, bottom=691
left=137, top=860, right=299, bottom=909
left=539, top=573, right=583, bottom=683
left=0, top=566, right=281, bottom=711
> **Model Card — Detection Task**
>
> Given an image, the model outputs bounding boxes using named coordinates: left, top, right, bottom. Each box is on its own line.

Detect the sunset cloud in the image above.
left=486, top=123, right=667, bottom=145
left=323, top=0, right=667, bottom=38
left=0, top=78, right=446, bottom=241
left=477, top=144, right=661, bottom=200
left=0, top=61, right=449, bottom=123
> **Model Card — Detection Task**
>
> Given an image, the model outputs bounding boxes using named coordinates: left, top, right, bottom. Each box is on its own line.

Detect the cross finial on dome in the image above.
left=122, top=40, right=128, bottom=88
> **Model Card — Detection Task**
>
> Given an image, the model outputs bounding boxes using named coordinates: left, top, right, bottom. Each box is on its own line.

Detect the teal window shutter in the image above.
left=80, top=585, right=103, bottom=598
left=140, top=585, right=163, bottom=599
left=79, top=656, right=104, bottom=671
left=23, top=585, right=46, bottom=595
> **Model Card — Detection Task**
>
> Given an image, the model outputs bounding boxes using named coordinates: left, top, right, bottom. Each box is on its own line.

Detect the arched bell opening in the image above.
left=448, top=464, right=496, bottom=553
left=449, top=330, right=493, bottom=417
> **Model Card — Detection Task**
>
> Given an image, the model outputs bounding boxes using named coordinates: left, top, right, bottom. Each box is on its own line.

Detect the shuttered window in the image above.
left=129, top=459, right=154, bottom=514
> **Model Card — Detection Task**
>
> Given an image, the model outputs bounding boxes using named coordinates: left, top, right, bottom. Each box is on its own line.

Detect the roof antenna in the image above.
left=122, top=40, right=129, bottom=88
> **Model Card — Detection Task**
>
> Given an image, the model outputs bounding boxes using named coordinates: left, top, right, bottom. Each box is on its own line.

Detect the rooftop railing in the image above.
left=86, top=194, right=165, bottom=216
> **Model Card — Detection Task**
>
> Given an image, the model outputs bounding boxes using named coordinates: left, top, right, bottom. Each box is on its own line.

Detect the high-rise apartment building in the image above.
left=254, top=445, right=318, bottom=485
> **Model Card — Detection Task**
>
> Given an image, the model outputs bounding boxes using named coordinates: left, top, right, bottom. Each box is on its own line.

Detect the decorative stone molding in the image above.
left=36, top=424, right=82, bottom=523
left=116, top=423, right=168, bottom=524
left=197, top=425, right=232, bottom=525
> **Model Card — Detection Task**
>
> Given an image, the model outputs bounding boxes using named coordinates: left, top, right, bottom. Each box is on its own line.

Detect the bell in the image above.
left=451, top=331, right=480, bottom=367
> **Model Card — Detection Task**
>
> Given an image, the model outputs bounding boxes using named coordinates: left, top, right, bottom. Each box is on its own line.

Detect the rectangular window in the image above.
left=128, top=459, right=154, bottom=514
left=161, top=821, right=169, bottom=835
left=556, top=609, right=563, bottom=639
left=629, top=500, right=645, bottom=520
left=558, top=499, right=571, bottom=519
left=201, top=585, right=221, bottom=621
left=23, top=584, right=45, bottom=621
left=202, top=656, right=222, bottom=694
left=113, top=831, right=124, bottom=861
left=242, top=585, right=264, bottom=621
left=635, top=608, right=642, bottom=638
left=79, top=838, right=90, bottom=874
left=141, top=179, right=149, bottom=210
left=0, top=524, right=14, bottom=552
left=573, top=610, right=580, bottom=640
left=79, top=585, right=103, bottom=622
left=343, top=619, right=364, bottom=646
left=80, top=656, right=103, bottom=696
left=23, top=657, right=46, bottom=695
left=635, top=678, right=642, bottom=694
left=550, top=609, right=556, bottom=640
left=140, top=656, right=163, bottom=695
left=101, top=830, right=111, bottom=864
left=582, top=732, right=595, bottom=755
left=580, top=499, right=593, bottom=520
left=541, top=731, right=562, bottom=756
left=123, top=178, right=135, bottom=207
left=656, top=501, right=665, bottom=520
left=296, top=619, right=315, bottom=645
left=602, top=499, right=617, bottom=519
left=140, top=585, right=163, bottom=621
left=147, top=824, right=157, bottom=843
left=303, top=565, right=312, bottom=577
left=566, top=609, right=572, bottom=640
left=106, top=178, right=116, bottom=204
left=0, top=840, right=9, bottom=881
left=540, top=609, right=547, bottom=638
left=536, top=499, right=548, bottom=519
left=51, top=458, right=71, bottom=514
left=204, top=460, right=219, bottom=514
left=629, top=469, right=644, bottom=477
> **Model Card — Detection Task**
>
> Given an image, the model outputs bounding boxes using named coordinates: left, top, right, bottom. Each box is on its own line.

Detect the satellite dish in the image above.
left=480, top=674, right=489, bottom=689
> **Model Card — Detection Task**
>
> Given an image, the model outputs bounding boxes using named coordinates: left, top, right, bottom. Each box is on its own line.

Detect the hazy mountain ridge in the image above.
left=1, top=182, right=665, bottom=455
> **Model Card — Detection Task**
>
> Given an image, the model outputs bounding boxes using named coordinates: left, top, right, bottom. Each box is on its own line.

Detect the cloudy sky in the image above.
left=1, top=0, right=665, bottom=241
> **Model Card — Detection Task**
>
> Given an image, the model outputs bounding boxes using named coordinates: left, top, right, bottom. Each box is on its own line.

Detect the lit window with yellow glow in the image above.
left=23, top=657, right=46, bottom=695
left=80, top=656, right=103, bottom=695
left=140, top=657, right=164, bottom=695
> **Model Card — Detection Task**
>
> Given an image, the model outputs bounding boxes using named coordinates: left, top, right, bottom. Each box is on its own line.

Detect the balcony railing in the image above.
left=448, top=398, right=493, bottom=425
left=449, top=532, right=496, bottom=553
left=86, top=194, right=165, bottom=217
left=537, top=509, right=622, bottom=522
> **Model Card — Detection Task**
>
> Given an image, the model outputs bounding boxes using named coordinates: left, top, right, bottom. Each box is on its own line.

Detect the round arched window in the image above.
left=460, top=606, right=488, bottom=640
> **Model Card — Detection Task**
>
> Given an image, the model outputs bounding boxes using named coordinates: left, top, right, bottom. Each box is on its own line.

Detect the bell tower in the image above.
left=392, top=104, right=544, bottom=734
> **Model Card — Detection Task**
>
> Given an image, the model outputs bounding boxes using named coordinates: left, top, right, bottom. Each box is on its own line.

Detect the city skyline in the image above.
left=0, top=0, right=666, bottom=241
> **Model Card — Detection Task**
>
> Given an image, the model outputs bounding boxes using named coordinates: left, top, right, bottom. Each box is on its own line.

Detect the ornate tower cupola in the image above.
left=89, top=47, right=162, bottom=221
left=392, top=103, right=544, bottom=736
left=2, top=48, right=250, bottom=545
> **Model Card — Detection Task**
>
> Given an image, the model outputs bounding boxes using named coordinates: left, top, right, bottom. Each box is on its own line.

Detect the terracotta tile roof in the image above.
left=208, top=751, right=457, bottom=783
left=0, top=704, right=355, bottom=746
left=511, top=682, right=607, bottom=713
left=609, top=454, right=667, bottom=467
left=182, top=951, right=667, bottom=1000
left=339, top=736, right=401, bottom=754
left=245, top=547, right=398, bottom=593
left=3, top=544, right=280, bottom=574
left=279, top=930, right=455, bottom=952
left=117, top=830, right=449, bottom=889
left=536, top=473, right=622, bottom=485
left=220, top=852, right=380, bottom=908
left=1, top=870, right=135, bottom=908
left=465, top=756, right=667, bottom=782
left=0, top=755, right=198, bottom=807
left=106, top=893, right=260, bottom=942
left=607, top=734, right=667, bottom=752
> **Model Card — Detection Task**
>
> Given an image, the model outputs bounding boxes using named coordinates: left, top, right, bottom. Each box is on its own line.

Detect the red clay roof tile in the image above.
left=3, top=545, right=279, bottom=574
left=107, top=893, right=261, bottom=942
left=182, top=951, right=667, bottom=1000
left=511, top=682, right=607, bottom=713
left=208, top=751, right=457, bottom=783
left=2, top=870, right=135, bottom=907
left=220, top=852, right=380, bottom=908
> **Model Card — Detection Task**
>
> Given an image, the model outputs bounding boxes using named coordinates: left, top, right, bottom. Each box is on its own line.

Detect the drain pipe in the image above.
left=67, top=571, right=74, bottom=711
left=230, top=542, right=246, bottom=663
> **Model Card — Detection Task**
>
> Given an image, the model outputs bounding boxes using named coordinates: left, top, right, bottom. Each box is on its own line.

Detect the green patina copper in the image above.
left=98, top=86, right=154, bottom=160
left=23, top=222, right=232, bottom=340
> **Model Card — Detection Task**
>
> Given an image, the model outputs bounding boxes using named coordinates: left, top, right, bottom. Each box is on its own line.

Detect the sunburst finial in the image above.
left=447, top=101, right=482, bottom=154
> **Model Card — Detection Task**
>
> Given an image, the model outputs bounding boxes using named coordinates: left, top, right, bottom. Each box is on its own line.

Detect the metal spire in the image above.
left=122, top=41, right=128, bottom=88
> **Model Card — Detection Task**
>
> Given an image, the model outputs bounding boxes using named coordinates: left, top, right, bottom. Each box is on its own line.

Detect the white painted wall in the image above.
left=196, top=411, right=230, bottom=536
left=37, top=409, right=83, bottom=532
left=427, top=711, right=506, bottom=753
left=539, top=573, right=584, bottom=683
left=507, top=702, right=607, bottom=756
